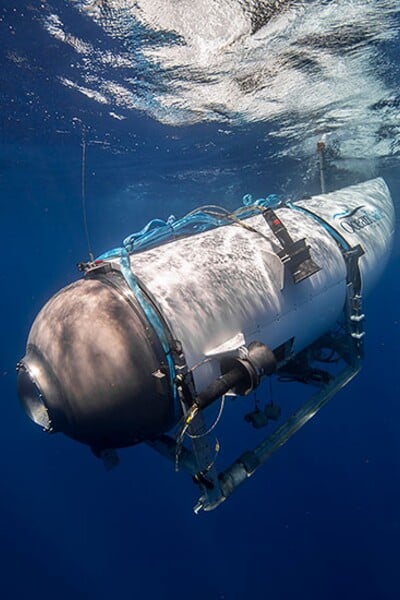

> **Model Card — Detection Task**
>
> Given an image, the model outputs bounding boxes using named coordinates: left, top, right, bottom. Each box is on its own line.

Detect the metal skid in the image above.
left=148, top=245, right=365, bottom=513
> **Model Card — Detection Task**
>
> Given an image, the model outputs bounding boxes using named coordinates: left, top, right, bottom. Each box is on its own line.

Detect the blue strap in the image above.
left=287, top=202, right=351, bottom=252
left=97, top=195, right=281, bottom=261
left=119, top=249, right=180, bottom=414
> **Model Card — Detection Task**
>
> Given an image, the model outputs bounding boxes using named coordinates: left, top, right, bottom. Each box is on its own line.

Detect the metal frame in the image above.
left=148, top=244, right=365, bottom=513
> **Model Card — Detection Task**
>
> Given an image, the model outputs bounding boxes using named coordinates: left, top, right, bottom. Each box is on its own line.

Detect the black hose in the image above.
left=195, top=365, right=248, bottom=410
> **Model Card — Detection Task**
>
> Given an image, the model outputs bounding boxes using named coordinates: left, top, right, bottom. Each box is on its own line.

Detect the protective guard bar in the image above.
left=217, top=359, right=361, bottom=508
left=148, top=242, right=365, bottom=513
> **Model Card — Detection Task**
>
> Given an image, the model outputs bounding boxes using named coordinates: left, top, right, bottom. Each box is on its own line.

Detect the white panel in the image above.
left=129, top=178, right=394, bottom=392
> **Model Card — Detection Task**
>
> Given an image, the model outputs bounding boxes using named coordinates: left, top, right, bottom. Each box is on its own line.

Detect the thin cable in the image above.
left=187, top=395, right=226, bottom=439
left=81, top=126, right=94, bottom=262
left=190, top=356, right=213, bottom=372
left=198, top=207, right=273, bottom=243
left=174, top=404, right=199, bottom=471
left=174, top=394, right=226, bottom=471
left=185, top=204, right=231, bottom=218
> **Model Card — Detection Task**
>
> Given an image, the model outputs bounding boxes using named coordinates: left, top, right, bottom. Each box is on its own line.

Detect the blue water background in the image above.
left=1, top=2, right=400, bottom=599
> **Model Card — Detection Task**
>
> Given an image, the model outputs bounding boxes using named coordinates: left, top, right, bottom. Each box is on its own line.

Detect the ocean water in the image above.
left=1, top=1, right=400, bottom=599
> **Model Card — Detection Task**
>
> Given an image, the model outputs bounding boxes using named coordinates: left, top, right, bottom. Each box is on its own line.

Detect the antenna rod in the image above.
left=81, top=125, right=94, bottom=262
left=317, top=140, right=326, bottom=194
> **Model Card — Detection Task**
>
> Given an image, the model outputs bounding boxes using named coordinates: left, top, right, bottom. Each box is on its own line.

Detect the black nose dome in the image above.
left=17, top=275, right=177, bottom=451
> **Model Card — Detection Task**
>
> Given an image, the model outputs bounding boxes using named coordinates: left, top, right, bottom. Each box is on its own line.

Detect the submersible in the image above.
left=17, top=178, right=394, bottom=511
